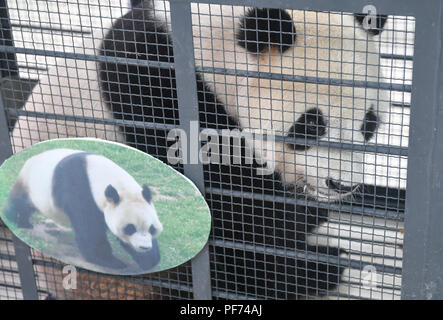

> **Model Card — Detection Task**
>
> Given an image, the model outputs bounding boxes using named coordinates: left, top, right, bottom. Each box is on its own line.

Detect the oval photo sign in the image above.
left=0, top=138, right=211, bottom=275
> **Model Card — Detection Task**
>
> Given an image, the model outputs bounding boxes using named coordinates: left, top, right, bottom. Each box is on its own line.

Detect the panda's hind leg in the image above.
left=5, top=179, right=36, bottom=229
left=291, top=204, right=346, bottom=297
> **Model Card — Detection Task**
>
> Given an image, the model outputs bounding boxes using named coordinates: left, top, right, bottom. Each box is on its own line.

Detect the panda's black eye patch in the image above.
left=123, top=224, right=137, bottom=236
left=237, top=8, right=296, bottom=54
left=105, top=184, right=120, bottom=204
left=360, top=107, right=379, bottom=141
left=149, top=225, right=158, bottom=236
left=286, top=108, right=326, bottom=151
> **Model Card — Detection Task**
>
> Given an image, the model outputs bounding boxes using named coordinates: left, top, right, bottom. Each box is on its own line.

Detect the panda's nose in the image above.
left=326, top=178, right=359, bottom=194
left=139, top=246, right=152, bottom=251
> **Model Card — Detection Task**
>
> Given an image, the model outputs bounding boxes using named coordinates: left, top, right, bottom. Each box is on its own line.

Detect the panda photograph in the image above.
left=4, top=147, right=163, bottom=273
left=7, top=0, right=398, bottom=300
left=0, top=139, right=213, bottom=277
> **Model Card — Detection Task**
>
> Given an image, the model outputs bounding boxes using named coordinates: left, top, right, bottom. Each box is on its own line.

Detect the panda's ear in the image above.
left=142, top=184, right=152, bottom=203
left=105, top=184, right=120, bottom=205
left=237, top=8, right=296, bottom=54
left=354, top=13, right=388, bottom=35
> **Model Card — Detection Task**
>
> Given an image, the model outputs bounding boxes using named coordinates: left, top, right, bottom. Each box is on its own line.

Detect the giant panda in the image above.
left=10, top=0, right=388, bottom=298
left=96, top=0, right=388, bottom=298
left=6, top=148, right=163, bottom=271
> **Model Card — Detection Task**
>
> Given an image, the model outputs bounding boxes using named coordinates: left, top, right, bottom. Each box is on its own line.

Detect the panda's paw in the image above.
left=94, top=256, right=127, bottom=270
left=132, top=239, right=161, bottom=270
left=305, top=260, right=344, bottom=297
left=106, top=258, right=127, bottom=270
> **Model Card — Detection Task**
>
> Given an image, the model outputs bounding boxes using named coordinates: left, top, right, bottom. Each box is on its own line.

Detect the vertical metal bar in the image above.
left=0, top=80, right=12, bottom=166
left=402, top=2, right=443, bottom=300
left=0, top=0, right=18, bottom=78
left=0, top=87, right=39, bottom=300
left=0, top=0, right=39, bottom=299
left=169, top=0, right=212, bottom=300
left=11, top=236, right=39, bottom=300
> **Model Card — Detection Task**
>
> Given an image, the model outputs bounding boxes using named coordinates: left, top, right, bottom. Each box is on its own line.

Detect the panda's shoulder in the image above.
left=21, top=149, right=82, bottom=176
left=84, top=154, right=136, bottom=187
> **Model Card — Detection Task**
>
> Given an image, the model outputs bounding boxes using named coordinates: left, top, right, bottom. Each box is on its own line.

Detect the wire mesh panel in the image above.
left=0, top=220, right=22, bottom=299
left=2, top=0, right=195, bottom=300
left=0, top=0, right=436, bottom=300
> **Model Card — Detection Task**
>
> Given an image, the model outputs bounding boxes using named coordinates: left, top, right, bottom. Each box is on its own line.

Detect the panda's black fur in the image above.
left=98, top=1, right=385, bottom=298
left=99, top=2, right=238, bottom=159
left=6, top=151, right=160, bottom=271
left=237, top=8, right=296, bottom=54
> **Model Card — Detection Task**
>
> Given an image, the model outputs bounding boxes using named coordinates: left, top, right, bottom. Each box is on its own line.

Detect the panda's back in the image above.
left=19, top=148, right=141, bottom=227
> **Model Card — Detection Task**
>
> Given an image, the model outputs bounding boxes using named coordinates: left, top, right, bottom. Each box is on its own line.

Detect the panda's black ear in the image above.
left=142, top=184, right=152, bottom=203
left=105, top=184, right=120, bottom=205
left=237, top=8, right=296, bottom=54
left=354, top=13, right=388, bottom=35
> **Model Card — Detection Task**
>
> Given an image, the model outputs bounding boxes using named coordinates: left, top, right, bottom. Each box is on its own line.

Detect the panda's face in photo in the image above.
left=104, top=185, right=163, bottom=252
left=120, top=219, right=160, bottom=253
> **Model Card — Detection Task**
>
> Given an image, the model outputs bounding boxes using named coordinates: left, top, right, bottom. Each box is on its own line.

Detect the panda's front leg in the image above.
left=119, top=238, right=161, bottom=270
left=63, top=205, right=127, bottom=270
left=71, top=222, right=127, bottom=270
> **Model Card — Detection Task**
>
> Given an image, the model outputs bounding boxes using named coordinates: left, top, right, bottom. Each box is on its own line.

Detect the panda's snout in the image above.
left=139, top=245, right=152, bottom=251
left=326, top=178, right=359, bottom=194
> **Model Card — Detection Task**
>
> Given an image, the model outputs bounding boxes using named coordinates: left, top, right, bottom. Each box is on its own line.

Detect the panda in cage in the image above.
left=96, top=0, right=388, bottom=298
left=6, top=148, right=162, bottom=271
left=11, top=0, right=388, bottom=298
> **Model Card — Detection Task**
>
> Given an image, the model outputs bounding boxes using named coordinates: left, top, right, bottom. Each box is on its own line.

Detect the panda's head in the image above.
left=228, top=8, right=388, bottom=202
left=103, top=184, right=163, bottom=252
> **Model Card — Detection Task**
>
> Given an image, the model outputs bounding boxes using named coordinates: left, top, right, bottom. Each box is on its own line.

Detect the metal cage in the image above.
left=0, top=0, right=442, bottom=300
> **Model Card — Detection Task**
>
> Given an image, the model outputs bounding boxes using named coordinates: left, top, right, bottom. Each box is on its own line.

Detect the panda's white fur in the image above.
left=7, top=148, right=162, bottom=269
